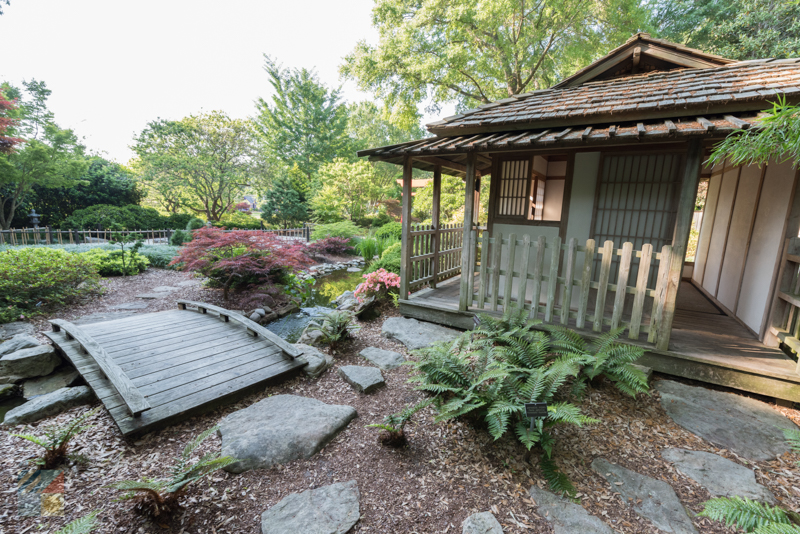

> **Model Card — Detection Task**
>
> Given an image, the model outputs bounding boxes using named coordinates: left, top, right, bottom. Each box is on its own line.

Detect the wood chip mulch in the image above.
left=2, top=272, right=800, bottom=533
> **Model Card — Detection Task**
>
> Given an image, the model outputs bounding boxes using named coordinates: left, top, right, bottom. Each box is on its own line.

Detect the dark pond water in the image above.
left=265, top=269, right=365, bottom=343
left=0, top=396, right=26, bottom=423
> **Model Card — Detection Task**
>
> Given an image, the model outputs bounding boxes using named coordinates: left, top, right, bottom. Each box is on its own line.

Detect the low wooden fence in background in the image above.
left=407, top=223, right=464, bottom=290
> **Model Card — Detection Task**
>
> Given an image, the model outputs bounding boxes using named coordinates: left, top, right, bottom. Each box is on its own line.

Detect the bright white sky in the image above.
left=0, top=0, right=444, bottom=164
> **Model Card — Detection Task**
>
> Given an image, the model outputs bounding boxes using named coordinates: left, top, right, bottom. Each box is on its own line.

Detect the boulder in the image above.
left=254, top=308, right=267, bottom=317
left=462, top=511, right=504, bottom=534
left=661, top=448, right=775, bottom=503
left=0, top=334, right=41, bottom=357
left=0, top=383, right=17, bottom=400
left=655, top=380, right=797, bottom=461
left=249, top=312, right=263, bottom=323
left=297, top=326, right=326, bottom=346
left=23, top=368, right=82, bottom=399
left=3, top=386, right=94, bottom=425
left=592, top=458, right=697, bottom=534
left=0, top=322, right=35, bottom=341
left=218, top=394, right=357, bottom=473
left=381, top=317, right=460, bottom=351
left=260, top=480, right=359, bottom=534
left=359, top=347, right=405, bottom=371
left=529, top=487, right=617, bottom=534
left=0, top=345, right=61, bottom=380
left=338, top=366, right=385, bottom=394
left=293, top=343, right=334, bottom=378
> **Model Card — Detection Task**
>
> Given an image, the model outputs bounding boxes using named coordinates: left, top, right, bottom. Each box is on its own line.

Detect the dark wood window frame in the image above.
left=490, top=154, right=563, bottom=227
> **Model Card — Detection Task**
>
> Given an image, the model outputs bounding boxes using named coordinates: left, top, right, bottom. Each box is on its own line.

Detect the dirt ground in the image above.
left=2, top=270, right=800, bottom=534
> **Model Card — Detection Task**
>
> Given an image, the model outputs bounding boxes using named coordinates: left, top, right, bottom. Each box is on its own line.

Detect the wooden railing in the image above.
left=470, top=231, right=673, bottom=344
left=766, top=238, right=800, bottom=366
left=408, top=223, right=463, bottom=290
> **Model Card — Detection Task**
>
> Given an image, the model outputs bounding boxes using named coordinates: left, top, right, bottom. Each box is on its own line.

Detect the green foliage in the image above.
left=164, top=212, right=194, bottom=230
left=213, top=210, right=262, bottom=230
left=311, top=220, right=362, bottom=243
left=260, top=174, right=308, bottom=228
left=108, top=426, right=236, bottom=518
left=0, top=247, right=100, bottom=323
left=784, top=427, right=800, bottom=459
left=54, top=511, right=100, bottom=534
left=63, top=204, right=163, bottom=231
left=310, top=159, right=386, bottom=222
left=82, top=246, right=149, bottom=277
left=170, top=229, right=192, bottom=246
left=699, top=496, right=800, bottom=532
left=367, top=398, right=433, bottom=447
left=136, top=245, right=181, bottom=269
left=367, top=241, right=401, bottom=275
left=186, top=217, right=206, bottom=231
left=356, top=236, right=379, bottom=261
left=11, top=407, right=100, bottom=469
left=375, top=221, right=402, bottom=240
left=308, top=309, right=360, bottom=351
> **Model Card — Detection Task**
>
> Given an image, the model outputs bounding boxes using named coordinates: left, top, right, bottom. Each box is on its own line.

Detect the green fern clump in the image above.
left=55, top=511, right=100, bottom=534
left=367, top=398, right=433, bottom=447
left=11, top=407, right=101, bottom=469
left=108, top=426, right=236, bottom=518
left=699, top=497, right=800, bottom=533
left=308, top=310, right=360, bottom=352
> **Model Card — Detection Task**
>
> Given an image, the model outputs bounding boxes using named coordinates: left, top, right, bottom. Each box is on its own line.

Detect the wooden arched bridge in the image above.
left=45, top=301, right=305, bottom=436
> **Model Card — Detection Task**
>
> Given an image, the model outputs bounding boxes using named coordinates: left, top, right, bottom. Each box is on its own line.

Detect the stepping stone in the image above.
left=661, top=448, right=775, bottom=503
left=529, top=486, right=617, bottom=533
left=462, top=511, right=504, bottom=533
left=111, top=302, right=149, bottom=310
left=359, top=347, right=405, bottom=370
left=151, top=286, right=179, bottom=292
left=218, top=394, right=357, bottom=473
left=592, top=458, right=697, bottom=534
left=0, top=322, right=35, bottom=341
left=74, top=311, right=138, bottom=325
left=3, top=386, right=94, bottom=425
left=293, top=343, right=333, bottom=378
left=338, top=365, right=385, bottom=393
left=136, top=293, right=170, bottom=299
left=260, top=480, right=359, bottom=534
left=0, top=345, right=61, bottom=380
left=23, top=368, right=82, bottom=399
left=382, top=317, right=460, bottom=350
left=655, top=380, right=797, bottom=461
left=0, top=334, right=40, bottom=357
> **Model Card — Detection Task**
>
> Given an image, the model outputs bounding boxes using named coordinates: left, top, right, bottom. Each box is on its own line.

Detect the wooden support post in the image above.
left=431, top=165, right=442, bottom=288
left=656, top=139, right=703, bottom=350
left=459, top=151, right=478, bottom=311
left=400, top=155, right=414, bottom=300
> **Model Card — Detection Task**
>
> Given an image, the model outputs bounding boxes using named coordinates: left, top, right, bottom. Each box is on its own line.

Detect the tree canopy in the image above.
left=310, top=158, right=386, bottom=222
left=260, top=173, right=308, bottom=228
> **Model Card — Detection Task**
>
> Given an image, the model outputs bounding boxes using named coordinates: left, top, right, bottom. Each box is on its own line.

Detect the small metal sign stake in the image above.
left=525, top=402, right=548, bottom=430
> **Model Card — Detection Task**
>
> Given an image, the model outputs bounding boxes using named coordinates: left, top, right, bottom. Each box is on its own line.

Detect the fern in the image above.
left=699, top=497, right=793, bottom=532
left=539, top=455, right=576, bottom=497
left=783, top=427, right=800, bottom=458
left=55, top=511, right=100, bottom=534
left=367, top=398, right=432, bottom=447
left=11, top=406, right=101, bottom=469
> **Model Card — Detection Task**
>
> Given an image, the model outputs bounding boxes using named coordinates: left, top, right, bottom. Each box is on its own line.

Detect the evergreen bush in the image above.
left=311, top=221, right=362, bottom=243
left=81, top=248, right=149, bottom=276
left=375, top=221, right=402, bottom=240
left=367, top=242, right=401, bottom=275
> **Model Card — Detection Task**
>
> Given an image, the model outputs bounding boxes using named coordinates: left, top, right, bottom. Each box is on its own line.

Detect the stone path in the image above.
left=359, top=347, right=405, bottom=370
left=529, top=487, right=617, bottom=533
left=381, top=317, right=460, bottom=350
left=338, top=366, right=384, bottom=393
left=260, top=480, right=359, bottom=534
left=218, top=395, right=357, bottom=473
left=462, top=511, right=504, bottom=533
left=592, top=458, right=697, bottom=534
left=655, top=380, right=797, bottom=461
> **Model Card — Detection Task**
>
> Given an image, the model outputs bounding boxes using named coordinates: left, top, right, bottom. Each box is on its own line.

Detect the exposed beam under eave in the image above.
left=415, top=155, right=485, bottom=177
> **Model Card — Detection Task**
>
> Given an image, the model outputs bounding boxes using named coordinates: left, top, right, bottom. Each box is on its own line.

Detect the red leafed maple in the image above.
left=170, top=227, right=312, bottom=300
left=0, top=90, right=22, bottom=153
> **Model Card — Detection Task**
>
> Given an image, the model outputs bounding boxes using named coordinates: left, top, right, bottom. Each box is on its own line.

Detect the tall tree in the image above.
left=253, top=56, right=349, bottom=192
left=341, top=0, right=652, bottom=117
left=260, top=174, right=308, bottom=228
left=0, top=81, right=88, bottom=230
left=310, top=159, right=386, bottom=222
left=132, top=111, right=262, bottom=222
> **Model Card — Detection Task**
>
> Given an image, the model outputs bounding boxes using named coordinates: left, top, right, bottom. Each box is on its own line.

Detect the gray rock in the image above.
left=339, top=366, right=385, bottom=394
left=23, top=368, right=82, bottom=399
left=297, top=327, right=325, bottom=346
left=592, top=458, right=697, bottom=534
left=151, top=286, right=179, bottom=292
left=3, top=386, right=94, bottom=425
left=249, top=312, right=263, bottom=323
left=381, top=317, right=460, bottom=350
left=346, top=267, right=362, bottom=273
left=0, top=383, right=17, bottom=399
left=529, top=487, right=617, bottom=534
left=337, top=298, right=359, bottom=312
left=136, top=293, right=170, bottom=299
left=111, top=302, right=149, bottom=310
left=655, top=380, right=797, bottom=461
left=74, top=311, right=138, bottom=325
left=462, top=511, right=504, bottom=534
left=359, top=347, right=405, bottom=371
left=261, top=480, right=359, bottom=534
left=0, top=345, right=61, bottom=379
left=294, top=343, right=334, bottom=378
left=334, top=291, right=355, bottom=305
left=661, top=448, right=775, bottom=503
left=0, top=376, right=24, bottom=385
left=254, top=308, right=267, bottom=317
left=0, top=322, right=35, bottom=341
left=0, top=334, right=41, bottom=356
left=218, top=394, right=357, bottom=473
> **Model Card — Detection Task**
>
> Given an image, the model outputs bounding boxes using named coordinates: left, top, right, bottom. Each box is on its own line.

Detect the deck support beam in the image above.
left=656, top=139, right=703, bottom=350
left=459, top=152, right=478, bottom=311
left=400, top=154, right=414, bottom=300
left=431, top=165, right=442, bottom=289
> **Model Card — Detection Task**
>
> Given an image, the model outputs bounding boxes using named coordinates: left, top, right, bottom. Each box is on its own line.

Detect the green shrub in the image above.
left=63, top=204, right=165, bottom=230
left=82, top=248, right=149, bottom=276
left=367, top=241, right=401, bottom=275
left=186, top=218, right=206, bottom=231
left=307, top=310, right=360, bottom=352
left=371, top=212, right=393, bottom=228
left=375, top=221, right=402, bottom=240
left=137, top=245, right=182, bottom=268
left=170, top=229, right=192, bottom=246
left=311, top=221, right=362, bottom=243
left=164, top=213, right=194, bottom=230
left=355, top=236, right=379, bottom=261
left=0, top=248, right=100, bottom=323
left=212, top=211, right=262, bottom=229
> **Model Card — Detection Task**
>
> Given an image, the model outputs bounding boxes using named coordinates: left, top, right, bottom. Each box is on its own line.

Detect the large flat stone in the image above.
left=359, top=347, right=405, bottom=370
left=3, top=386, right=94, bottom=425
left=661, top=448, right=775, bottom=503
left=382, top=317, right=460, bottom=351
left=592, top=458, right=697, bottom=534
left=529, top=487, right=617, bottom=533
left=462, top=511, right=504, bottom=534
left=0, top=322, right=35, bottom=341
left=339, top=366, right=384, bottom=393
left=293, top=343, right=334, bottom=378
left=0, top=345, right=61, bottom=380
left=0, top=334, right=40, bottom=356
left=23, top=368, right=82, bottom=399
left=655, top=380, right=797, bottom=461
left=261, top=480, right=359, bottom=534
left=218, top=394, right=357, bottom=473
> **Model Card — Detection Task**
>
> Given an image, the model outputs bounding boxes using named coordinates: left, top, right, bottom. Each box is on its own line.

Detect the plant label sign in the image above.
left=525, top=402, right=548, bottom=418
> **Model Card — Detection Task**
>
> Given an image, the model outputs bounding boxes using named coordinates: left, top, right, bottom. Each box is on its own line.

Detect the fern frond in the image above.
left=699, top=497, right=791, bottom=531
left=55, top=511, right=100, bottom=534
left=539, top=454, right=576, bottom=497
left=783, top=427, right=800, bottom=457
left=366, top=423, right=399, bottom=433
left=10, top=433, right=49, bottom=448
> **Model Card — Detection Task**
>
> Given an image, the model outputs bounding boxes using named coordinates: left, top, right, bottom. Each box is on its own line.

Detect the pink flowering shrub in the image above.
left=354, top=268, right=400, bottom=302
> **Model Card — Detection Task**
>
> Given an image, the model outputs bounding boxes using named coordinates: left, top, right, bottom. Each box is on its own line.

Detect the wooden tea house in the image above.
left=358, top=33, right=800, bottom=402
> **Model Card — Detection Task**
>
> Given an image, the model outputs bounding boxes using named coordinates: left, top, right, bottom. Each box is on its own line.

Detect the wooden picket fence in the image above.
left=470, top=231, right=673, bottom=343
left=408, top=223, right=464, bottom=290
left=766, top=237, right=800, bottom=364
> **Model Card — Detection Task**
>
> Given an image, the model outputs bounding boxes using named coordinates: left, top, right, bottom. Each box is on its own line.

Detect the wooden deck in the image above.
left=401, top=275, right=800, bottom=402
left=45, top=304, right=305, bottom=436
